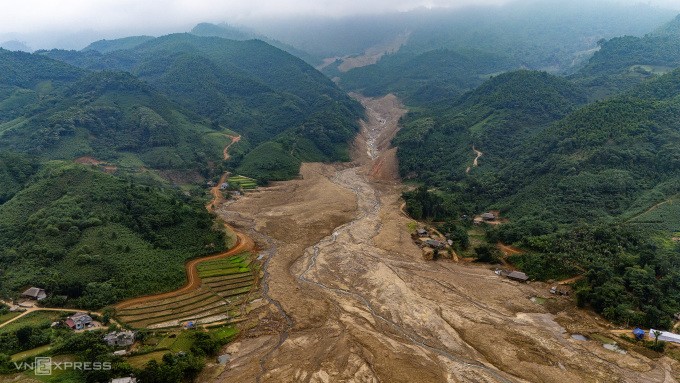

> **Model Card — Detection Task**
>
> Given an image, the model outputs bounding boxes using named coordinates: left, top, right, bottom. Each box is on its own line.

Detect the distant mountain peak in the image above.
left=0, top=40, right=32, bottom=53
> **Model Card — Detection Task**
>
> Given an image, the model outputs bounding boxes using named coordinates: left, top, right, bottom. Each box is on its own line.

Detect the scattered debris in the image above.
left=603, top=343, right=626, bottom=354
left=110, top=377, right=137, bottom=383
left=481, top=212, right=496, bottom=221
left=550, top=286, right=570, bottom=296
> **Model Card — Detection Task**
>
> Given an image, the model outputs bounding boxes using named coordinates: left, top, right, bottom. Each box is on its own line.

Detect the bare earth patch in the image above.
left=206, top=95, right=680, bottom=383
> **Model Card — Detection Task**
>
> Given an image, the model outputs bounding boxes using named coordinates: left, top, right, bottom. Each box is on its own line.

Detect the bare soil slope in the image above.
left=209, top=95, right=679, bottom=383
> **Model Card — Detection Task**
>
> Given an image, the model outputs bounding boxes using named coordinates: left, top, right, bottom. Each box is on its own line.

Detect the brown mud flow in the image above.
left=206, top=94, right=678, bottom=383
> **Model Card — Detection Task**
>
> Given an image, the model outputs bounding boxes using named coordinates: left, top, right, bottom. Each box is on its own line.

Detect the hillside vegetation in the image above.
left=39, top=34, right=362, bottom=181
left=0, top=69, right=225, bottom=172
left=0, top=34, right=362, bottom=309
left=0, top=162, right=226, bottom=309
left=340, top=48, right=516, bottom=104
left=397, top=67, right=680, bottom=328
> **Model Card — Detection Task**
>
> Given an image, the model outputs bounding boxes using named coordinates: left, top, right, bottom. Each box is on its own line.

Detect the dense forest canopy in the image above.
left=39, top=34, right=363, bottom=181
left=0, top=162, right=226, bottom=308
left=395, top=57, right=680, bottom=327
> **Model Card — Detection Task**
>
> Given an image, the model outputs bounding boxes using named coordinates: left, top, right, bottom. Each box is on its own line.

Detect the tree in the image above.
left=474, top=245, right=501, bottom=263
left=653, top=330, right=662, bottom=345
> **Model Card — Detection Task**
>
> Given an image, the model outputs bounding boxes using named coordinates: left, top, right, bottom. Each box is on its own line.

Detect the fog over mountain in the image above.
left=2, top=0, right=680, bottom=50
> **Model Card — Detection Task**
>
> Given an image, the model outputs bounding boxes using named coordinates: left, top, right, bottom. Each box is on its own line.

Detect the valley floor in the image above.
left=204, top=95, right=679, bottom=383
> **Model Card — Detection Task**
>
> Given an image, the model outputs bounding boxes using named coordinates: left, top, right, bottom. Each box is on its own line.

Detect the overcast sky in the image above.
left=2, top=0, right=507, bottom=35
left=1, top=0, right=679, bottom=49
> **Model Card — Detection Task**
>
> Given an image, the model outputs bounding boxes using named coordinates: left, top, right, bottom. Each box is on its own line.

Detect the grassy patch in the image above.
left=127, top=350, right=169, bottom=369
left=170, top=331, right=195, bottom=352
left=0, top=311, right=22, bottom=325
left=0, top=311, right=69, bottom=335
left=11, top=344, right=52, bottom=362
left=629, top=196, right=680, bottom=233
left=210, top=326, right=238, bottom=342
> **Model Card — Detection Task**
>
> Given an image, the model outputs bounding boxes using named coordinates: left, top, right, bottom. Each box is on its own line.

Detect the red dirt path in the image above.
left=116, top=135, right=254, bottom=310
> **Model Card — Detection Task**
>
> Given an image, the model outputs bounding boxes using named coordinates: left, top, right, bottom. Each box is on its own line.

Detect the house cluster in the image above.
left=65, top=312, right=94, bottom=330
left=494, top=269, right=529, bottom=282
left=413, top=227, right=453, bottom=260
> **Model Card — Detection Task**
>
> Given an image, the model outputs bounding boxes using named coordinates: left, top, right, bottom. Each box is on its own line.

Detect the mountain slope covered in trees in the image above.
left=0, top=162, right=226, bottom=308
left=40, top=34, right=363, bottom=180
left=0, top=33, right=363, bottom=308
left=396, top=65, right=680, bottom=328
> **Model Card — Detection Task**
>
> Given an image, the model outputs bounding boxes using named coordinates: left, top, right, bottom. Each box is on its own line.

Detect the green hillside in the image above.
left=0, top=68, right=225, bottom=173
left=397, top=69, right=680, bottom=327
left=0, top=152, right=39, bottom=203
left=40, top=34, right=362, bottom=181
left=190, top=22, right=321, bottom=65
left=574, top=33, right=680, bottom=99
left=83, top=35, right=155, bottom=53
left=0, top=162, right=226, bottom=309
left=339, top=48, right=516, bottom=104
left=396, top=70, right=587, bottom=187
left=0, top=34, right=364, bottom=311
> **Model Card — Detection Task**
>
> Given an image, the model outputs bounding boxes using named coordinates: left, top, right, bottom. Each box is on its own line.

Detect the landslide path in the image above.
left=116, top=134, right=255, bottom=310
left=212, top=95, right=677, bottom=383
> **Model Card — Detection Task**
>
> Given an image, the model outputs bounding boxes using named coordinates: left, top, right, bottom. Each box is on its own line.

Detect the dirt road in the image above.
left=466, top=146, right=483, bottom=174
left=223, top=134, right=241, bottom=161
left=207, top=95, right=678, bottom=383
left=0, top=307, right=118, bottom=329
left=117, top=136, right=254, bottom=310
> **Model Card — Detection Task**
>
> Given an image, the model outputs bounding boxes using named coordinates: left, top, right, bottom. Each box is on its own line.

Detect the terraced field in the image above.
left=115, top=252, right=258, bottom=329
left=227, top=175, right=258, bottom=190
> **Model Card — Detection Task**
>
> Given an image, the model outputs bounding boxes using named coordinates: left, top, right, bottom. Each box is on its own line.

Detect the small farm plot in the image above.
left=116, top=252, right=258, bottom=330
left=227, top=175, right=258, bottom=190
left=629, top=197, right=680, bottom=233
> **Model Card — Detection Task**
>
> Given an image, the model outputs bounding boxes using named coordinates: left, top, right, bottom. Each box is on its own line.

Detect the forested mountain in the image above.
left=0, top=162, right=226, bottom=308
left=190, top=22, right=321, bottom=65
left=40, top=34, right=362, bottom=180
left=0, top=54, right=226, bottom=173
left=650, top=13, right=680, bottom=37
left=573, top=33, right=680, bottom=99
left=332, top=1, right=675, bottom=105
left=248, top=0, right=673, bottom=69
left=396, top=70, right=587, bottom=185
left=397, top=66, right=680, bottom=327
left=82, top=36, right=155, bottom=53
left=340, top=49, right=516, bottom=105
left=0, top=32, right=362, bottom=307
